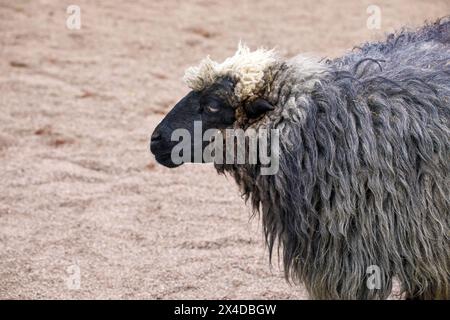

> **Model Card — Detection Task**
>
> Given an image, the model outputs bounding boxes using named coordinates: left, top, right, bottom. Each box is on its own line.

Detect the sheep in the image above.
left=150, top=18, right=450, bottom=299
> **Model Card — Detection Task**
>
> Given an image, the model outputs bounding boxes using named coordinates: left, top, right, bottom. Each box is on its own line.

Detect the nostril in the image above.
left=151, top=131, right=162, bottom=142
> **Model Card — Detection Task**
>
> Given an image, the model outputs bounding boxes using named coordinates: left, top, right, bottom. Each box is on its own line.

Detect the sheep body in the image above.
left=187, top=19, right=450, bottom=299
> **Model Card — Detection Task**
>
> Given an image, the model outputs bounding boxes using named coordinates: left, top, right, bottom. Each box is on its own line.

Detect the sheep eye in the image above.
left=206, top=105, right=220, bottom=113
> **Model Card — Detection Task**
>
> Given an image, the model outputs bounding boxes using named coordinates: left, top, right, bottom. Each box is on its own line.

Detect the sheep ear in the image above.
left=244, top=98, right=274, bottom=119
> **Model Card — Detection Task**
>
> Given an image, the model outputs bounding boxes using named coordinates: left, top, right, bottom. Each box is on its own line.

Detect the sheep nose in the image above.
left=151, top=131, right=162, bottom=142
left=150, top=130, right=163, bottom=152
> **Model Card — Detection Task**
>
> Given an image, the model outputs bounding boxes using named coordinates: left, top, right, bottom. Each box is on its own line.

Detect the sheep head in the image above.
left=150, top=44, right=277, bottom=168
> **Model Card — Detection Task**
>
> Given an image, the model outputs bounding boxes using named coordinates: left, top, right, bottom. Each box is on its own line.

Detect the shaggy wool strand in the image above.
left=216, top=18, right=450, bottom=299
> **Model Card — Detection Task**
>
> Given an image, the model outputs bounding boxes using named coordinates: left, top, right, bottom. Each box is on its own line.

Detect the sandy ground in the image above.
left=0, top=0, right=448, bottom=299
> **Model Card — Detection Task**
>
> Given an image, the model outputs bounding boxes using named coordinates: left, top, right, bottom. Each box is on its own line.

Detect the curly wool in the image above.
left=184, top=42, right=278, bottom=102
left=216, top=18, right=450, bottom=299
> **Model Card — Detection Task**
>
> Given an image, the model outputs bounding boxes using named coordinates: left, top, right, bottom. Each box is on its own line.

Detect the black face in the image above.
left=150, top=78, right=237, bottom=168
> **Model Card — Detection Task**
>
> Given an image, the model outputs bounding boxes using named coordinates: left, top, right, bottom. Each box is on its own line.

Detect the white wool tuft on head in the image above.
left=183, top=43, right=278, bottom=101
